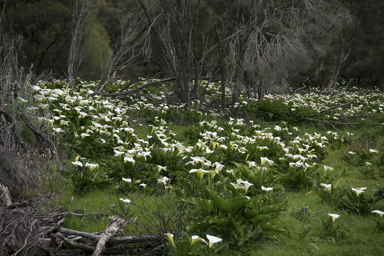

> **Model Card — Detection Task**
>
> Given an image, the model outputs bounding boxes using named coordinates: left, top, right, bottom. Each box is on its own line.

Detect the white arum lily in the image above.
left=139, top=183, right=147, bottom=188
left=158, top=176, right=170, bottom=185
left=122, top=178, right=132, bottom=183
left=72, top=161, right=83, bottom=167
left=328, top=213, right=340, bottom=222
left=206, top=235, right=222, bottom=248
left=320, top=183, right=332, bottom=193
left=114, top=150, right=125, bottom=157
left=85, top=162, right=98, bottom=171
left=191, top=235, right=207, bottom=245
left=232, top=179, right=253, bottom=193
left=157, top=165, right=167, bottom=172
left=323, top=165, right=334, bottom=172
left=164, top=233, right=175, bottom=247
left=369, top=149, right=378, bottom=153
left=124, top=156, right=135, bottom=165
left=120, top=198, right=131, bottom=203
left=81, top=133, right=90, bottom=139
left=242, top=181, right=253, bottom=192
left=53, top=127, right=64, bottom=133
left=213, top=162, right=225, bottom=173
left=372, top=210, right=384, bottom=217
left=260, top=157, right=274, bottom=167
left=351, top=187, right=367, bottom=196
left=261, top=186, right=273, bottom=192
left=189, top=168, right=213, bottom=180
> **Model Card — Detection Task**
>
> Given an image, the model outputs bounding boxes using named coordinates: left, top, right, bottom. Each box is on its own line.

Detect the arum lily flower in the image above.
left=189, top=168, right=213, bottom=180
left=158, top=176, right=170, bottom=185
left=164, top=233, right=175, bottom=248
left=323, top=165, right=334, bottom=172
left=372, top=210, right=384, bottom=217
left=242, top=181, right=253, bottom=192
left=120, top=198, right=131, bottom=203
left=320, top=183, right=332, bottom=193
left=122, top=178, right=132, bottom=183
left=260, top=157, right=274, bottom=166
left=206, top=235, right=222, bottom=248
left=261, top=185, right=273, bottom=192
left=85, top=162, right=98, bottom=171
left=191, top=235, right=206, bottom=245
left=328, top=213, right=340, bottom=222
left=139, top=183, right=147, bottom=188
left=72, top=161, right=83, bottom=167
left=53, top=127, right=64, bottom=133
left=213, top=162, right=224, bottom=173
left=351, top=187, right=367, bottom=196
left=157, top=165, right=167, bottom=172
left=81, top=133, right=90, bottom=139
left=124, top=156, right=135, bottom=165
left=114, top=150, right=125, bottom=157
left=232, top=179, right=253, bottom=193
left=369, top=149, right=378, bottom=153
left=248, top=161, right=256, bottom=168
left=60, top=120, right=69, bottom=126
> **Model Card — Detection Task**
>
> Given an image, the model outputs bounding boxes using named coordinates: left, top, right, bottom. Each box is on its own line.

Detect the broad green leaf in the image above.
left=182, top=197, right=213, bottom=213
left=260, top=220, right=286, bottom=232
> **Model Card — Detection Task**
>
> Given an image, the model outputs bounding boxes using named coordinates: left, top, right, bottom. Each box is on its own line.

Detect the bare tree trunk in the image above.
left=215, top=24, right=226, bottom=112
left=326, top=47, right=350, bottom=91
left=68, top=0, right=97, bottom=89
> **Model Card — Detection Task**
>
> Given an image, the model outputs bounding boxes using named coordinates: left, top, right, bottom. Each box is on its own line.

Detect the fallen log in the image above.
left=91, top=215, right=126, bottom=256
left=60, top=227, right=161, bottom=245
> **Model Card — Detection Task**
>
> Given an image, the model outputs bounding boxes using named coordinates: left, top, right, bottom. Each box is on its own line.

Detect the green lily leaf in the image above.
left=182, top=197, right=213, bottom=213
left=260, top=220, right=286, bottom=232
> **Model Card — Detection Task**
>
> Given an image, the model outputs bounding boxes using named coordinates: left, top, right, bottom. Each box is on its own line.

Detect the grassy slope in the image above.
left=36, top=121, right=384, bottom=256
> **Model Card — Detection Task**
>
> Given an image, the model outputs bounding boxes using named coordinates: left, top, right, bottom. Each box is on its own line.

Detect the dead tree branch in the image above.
left=311, top=98, right=357, bottom=117
left=20, top=116, right=64, bottom=170
left=91, top=216, right=126, bottom=256
left=91, top=77, right=175, bottom=97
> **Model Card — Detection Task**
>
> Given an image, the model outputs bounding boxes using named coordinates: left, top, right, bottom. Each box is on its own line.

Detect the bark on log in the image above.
left=91, top=215, right=126, bottom=256
left=0, top=183, right=12, bottom=207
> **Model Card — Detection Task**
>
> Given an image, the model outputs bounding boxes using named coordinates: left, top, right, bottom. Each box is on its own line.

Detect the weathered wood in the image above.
left=0, top=183, right=12, bottom=207
left=91, top=215, right=126, bottom=256
left=60, top=227, right=161, bottom=245
left=311, top=98, right=357, bottom=117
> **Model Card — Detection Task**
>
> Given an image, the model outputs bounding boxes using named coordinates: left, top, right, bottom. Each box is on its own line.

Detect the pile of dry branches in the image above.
left=0, top=190, right=166, bottom=256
